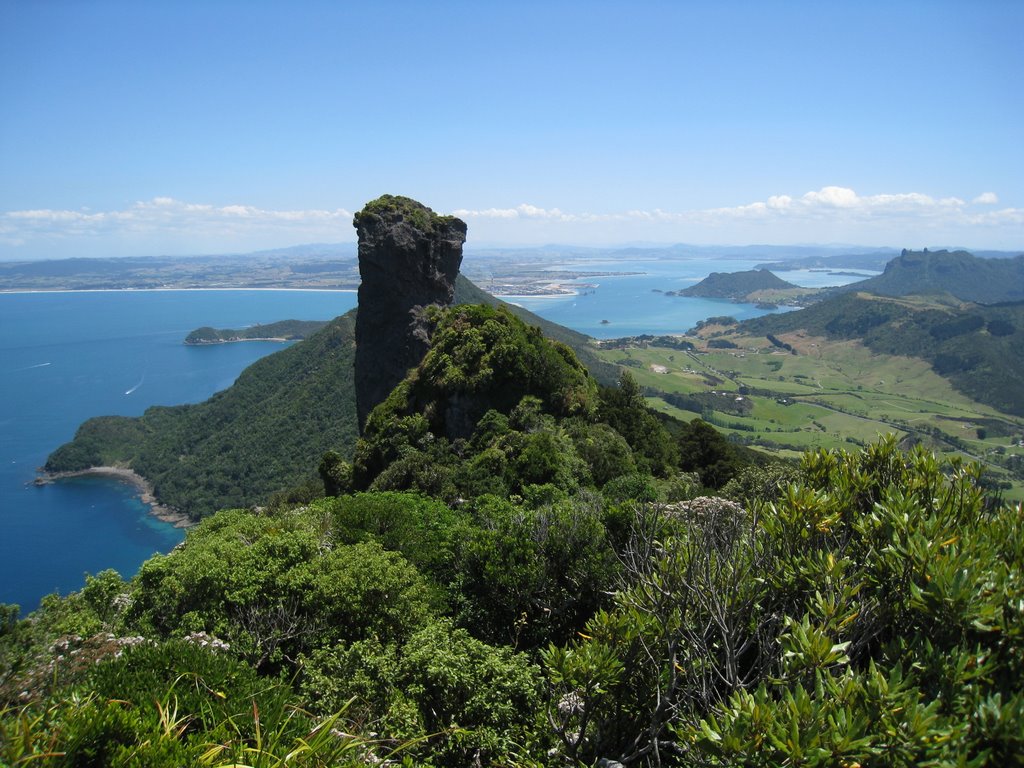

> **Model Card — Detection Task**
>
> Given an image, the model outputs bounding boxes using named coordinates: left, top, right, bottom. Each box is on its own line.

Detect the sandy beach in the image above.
left=36, top=466, right=193, bottom=529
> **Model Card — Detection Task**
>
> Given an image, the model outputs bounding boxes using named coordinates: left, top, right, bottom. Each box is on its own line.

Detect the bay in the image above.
left=508, top=256, right=875, bottom=337
left=0, top=290, right=357, bottom=611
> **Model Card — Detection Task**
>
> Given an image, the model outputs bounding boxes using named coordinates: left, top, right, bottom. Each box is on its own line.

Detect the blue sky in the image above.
left=1, top=0, right=1021, bottom=258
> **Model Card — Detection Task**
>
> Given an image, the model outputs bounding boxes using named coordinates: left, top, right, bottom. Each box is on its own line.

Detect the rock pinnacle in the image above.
left=353, top=195, right=467, bottom=431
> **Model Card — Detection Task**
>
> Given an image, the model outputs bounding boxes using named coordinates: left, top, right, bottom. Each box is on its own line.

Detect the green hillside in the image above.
left=344, top=302, right=748, bottom=503
left=744, top=292, right=1024, bottom=416
left=8, top=275, right=1024, bottom=766
left=454, top=274, right=620, bottom=385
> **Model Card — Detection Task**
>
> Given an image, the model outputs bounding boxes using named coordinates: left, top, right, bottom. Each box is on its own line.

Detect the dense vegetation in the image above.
left=185, top=319, right=329, bottom=344
left=5, top=435, right=1022, bottom=764
left=347, top=303, right=741, bottom=501
left=453, top=275, right=619, bottom=386
left=745, top=292, right=1024, bottom=416
left=355, top=194, right=461, bottom=235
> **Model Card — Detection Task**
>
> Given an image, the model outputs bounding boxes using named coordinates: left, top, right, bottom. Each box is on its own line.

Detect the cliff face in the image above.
left=353, top=195, right=467, bottom=430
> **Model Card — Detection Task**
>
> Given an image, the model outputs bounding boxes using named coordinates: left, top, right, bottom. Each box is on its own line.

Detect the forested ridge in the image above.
left=4, top=302, right=1023, bottom=766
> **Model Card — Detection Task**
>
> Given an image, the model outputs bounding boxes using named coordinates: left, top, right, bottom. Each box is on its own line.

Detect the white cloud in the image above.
left=802, top=186, right=860, bottom=208
left=3, top=188, right=1021, bottom=257
left=452, top=203, right=581, bottom=221
left=965, top=207, right=1024, bottom=226
left=650, top=187, right=999, bottom=223
left=0, top=197, right=354, bottom=256
left=452, top=187, right=1008, bottom=229
left=450, top=187, right=1023, bottom=248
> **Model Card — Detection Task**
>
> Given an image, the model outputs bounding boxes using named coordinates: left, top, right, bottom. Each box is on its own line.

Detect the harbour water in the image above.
left=509, top=257, right=873, bottom=337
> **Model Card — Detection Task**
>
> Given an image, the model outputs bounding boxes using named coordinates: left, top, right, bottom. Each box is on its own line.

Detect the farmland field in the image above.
left=594, top=331, right=1024, bottom=500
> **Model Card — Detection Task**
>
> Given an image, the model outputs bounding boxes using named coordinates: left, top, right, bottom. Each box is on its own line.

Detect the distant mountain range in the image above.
left=833, top=249, right=1024, bottom=304
left=754, top=251, right=896, bottom=272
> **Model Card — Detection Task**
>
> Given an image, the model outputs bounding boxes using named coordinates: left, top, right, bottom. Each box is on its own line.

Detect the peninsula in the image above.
left=184, top=319, right=329, bottom=344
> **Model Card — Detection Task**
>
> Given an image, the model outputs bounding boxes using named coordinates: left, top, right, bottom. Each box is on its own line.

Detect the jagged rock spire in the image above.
left=353, top=195, right=467, bottom=431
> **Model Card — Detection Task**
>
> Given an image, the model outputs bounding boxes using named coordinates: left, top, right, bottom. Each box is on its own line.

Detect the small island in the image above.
left=184, top=319, right=328, bottom=345
left=668, top=268, right=798, bottom=300
left=666, top=268, right=823, bottom=307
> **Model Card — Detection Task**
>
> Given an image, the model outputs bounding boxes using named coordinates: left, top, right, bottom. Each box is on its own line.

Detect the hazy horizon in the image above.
left=4, top=238, right=1024, bottom=266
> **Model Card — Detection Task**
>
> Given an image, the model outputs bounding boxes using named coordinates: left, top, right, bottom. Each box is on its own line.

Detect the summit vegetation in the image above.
left=3, top=299, right=1023, bottom=766
left=354, top=194, right=462, bottom=235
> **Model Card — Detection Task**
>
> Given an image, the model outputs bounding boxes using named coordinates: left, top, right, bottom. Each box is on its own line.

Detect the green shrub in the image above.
left=302, top=620, right=543, bottom=768
left=543, top=438, right=1024, bottom=766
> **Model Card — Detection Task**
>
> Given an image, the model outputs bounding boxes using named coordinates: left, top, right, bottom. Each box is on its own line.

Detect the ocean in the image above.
left=0, top=290, right=357, bottom=611
left=0, top=263, right=873, bottom=612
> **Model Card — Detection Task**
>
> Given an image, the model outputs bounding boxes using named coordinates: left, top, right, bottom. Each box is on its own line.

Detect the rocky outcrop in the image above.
left=353, top=195, right=467, bottom=431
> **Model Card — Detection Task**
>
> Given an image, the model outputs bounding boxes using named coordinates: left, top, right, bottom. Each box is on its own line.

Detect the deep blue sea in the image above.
left=0, top=262, right=874, bottom=613
left=0, top=290, right=357, bottom=611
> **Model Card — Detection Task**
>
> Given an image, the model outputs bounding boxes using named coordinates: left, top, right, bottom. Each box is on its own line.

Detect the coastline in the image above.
left=36, top=467, right=193, bottom=529
left=499, top=287, right=580, bottom=300
left=0, top=287, right=358, bottom=295
left=185, top=336, right=291, bottom=345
